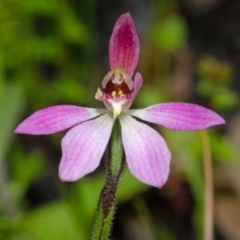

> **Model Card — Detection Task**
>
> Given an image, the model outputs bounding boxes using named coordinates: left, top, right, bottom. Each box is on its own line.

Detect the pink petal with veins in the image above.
left=123, top=72, right=143, bottom=111
left=109, top=13, right=140, bottom=77
left=128, top=102, right=225, bottom=130
left=119, top=114, right=171, bottom=188
left=14, top=105, right=106, bottom=135
left=59, top=114, right=114, bottom=181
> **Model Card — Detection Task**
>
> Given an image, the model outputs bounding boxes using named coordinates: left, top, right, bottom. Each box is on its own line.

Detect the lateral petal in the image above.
left=59, top=114, right=114, bottom=181
left=123, top=72, right=143, bottom=111
left=109, top=13, right=140, bottom=77
left=14, top=105, right=107, bottom=135
left=128, top=102, right=225, bottom=130
left=119, top=114, right=171, bottom=188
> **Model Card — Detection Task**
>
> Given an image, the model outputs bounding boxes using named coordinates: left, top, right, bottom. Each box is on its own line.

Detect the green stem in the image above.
left=200, top=130, right=213, bottom=240
left=91, top=120, right=125, bottom=240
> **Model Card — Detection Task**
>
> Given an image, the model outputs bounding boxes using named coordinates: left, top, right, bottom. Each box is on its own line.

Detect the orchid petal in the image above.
left=14, top=105, right=107, bottom=135
left=128, top=102, right=225, bottom=130
left=109, top=13, right=140, bottom=77
left=119, top=114, right=171, bottom=188
left=131, top=72, right=143, bottom=98
left=123, top=72, right=143, bottom=111
left=59, top=114, right=114, bottom=181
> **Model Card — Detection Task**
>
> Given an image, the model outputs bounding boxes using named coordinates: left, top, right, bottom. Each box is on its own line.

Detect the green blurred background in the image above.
left=0, top=0, right=239, bottom=239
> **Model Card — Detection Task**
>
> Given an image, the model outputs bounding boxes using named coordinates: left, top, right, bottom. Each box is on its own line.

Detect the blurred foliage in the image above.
left=196, top=55, right=238, bottom=111
left=0, top=0, right=237, bottom=239
left=152, top=14, right=188, bottom=53
left=0, top=0, right=95, bottom=110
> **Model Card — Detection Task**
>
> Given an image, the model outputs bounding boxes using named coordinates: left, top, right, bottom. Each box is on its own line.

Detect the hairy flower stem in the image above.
left=200, top=130, right=213, bottom=240
left=91, top=120, right=125, bottom=240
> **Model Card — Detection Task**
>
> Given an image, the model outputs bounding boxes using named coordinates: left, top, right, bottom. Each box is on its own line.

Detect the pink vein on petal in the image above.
left=128, top=102, right=225, bottom=131
left=14, top=105, right=107, bottom=135
left=119, top=114, right=171, bottom=188
left=109, top=13, right=140, bottom=77
left=59, top=113, right=114, bottom=181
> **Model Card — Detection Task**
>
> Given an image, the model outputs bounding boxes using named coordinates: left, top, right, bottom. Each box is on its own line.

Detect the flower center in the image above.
left=95, top=68, right=134, bottom=119
left=104, top=78, right=132, bottom=99
left=102, top=68, right=133, bottom=99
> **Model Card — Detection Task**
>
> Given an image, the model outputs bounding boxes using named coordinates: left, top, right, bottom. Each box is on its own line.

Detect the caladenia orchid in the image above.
left=15, top=13, right=225, bottom=239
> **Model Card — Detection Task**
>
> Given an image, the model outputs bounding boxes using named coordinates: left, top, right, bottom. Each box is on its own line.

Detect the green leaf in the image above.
left=152, top=15, right=188, bottom=52
left=58, top=8, right=87, bottom=44
left=21, top=0, right=57, bottom=15
left=74, top=174, right=104, bottom=234
left=0, top=82, right=25, bottom=154
left=26, top=36, right=62, bottom=61
left=117, top=169, right=148, bottom=202
left=22, top=201, right=84, bottom=240
left=211, top=88, right=238, bottom=111
left=136, top=85, right=166, bottom=107
left=9, top=147, right=44, bottom=203
left=196, top=78, right=214, bottom=97
left=210, top=133, right=237, bottom=163
left=51, top=76, right=88, bottom=103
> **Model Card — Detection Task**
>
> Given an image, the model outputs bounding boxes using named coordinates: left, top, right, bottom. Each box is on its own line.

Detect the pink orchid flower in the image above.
left=15, top=13, right=225, bottom=188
